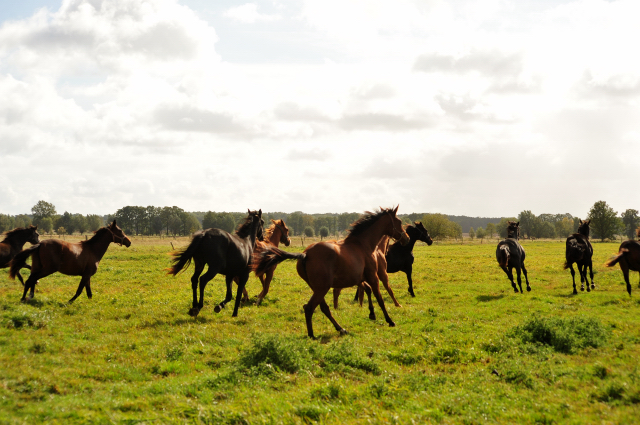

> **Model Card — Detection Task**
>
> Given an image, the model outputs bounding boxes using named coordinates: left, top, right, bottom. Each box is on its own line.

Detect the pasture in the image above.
left=1, top=237, right=639, bottom=424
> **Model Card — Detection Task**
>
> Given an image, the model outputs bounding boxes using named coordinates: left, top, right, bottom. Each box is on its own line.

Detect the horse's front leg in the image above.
left=405, top=265, right=415, bottom=297
left=21, top=274, right=38, bottom=302
left=214, top=274, right=233, bottom=313
left=365, top=272, right=394, bottom=327
left=188, top=264, right=204, bottom=317
left=363, top=284, right=375, bottom=320
left=521, top=262, right=531, bottom=292
left=256, top=269, right=274, bottom=306
left=69, top=276, right=90, bottom=303
left=578, top=263, right=586, bottom=292
left=588, top=260, right=595, bottom=290
left=231, top=273, right=249, bottom=317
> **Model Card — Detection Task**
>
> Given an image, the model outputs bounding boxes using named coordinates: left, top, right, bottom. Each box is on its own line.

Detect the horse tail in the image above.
left=604, top=248, right=629, bottom=268
left=564, top=238, right=584, bottom=269
left=252, top=246, right=306, bottom=277
left=166, top=232, right=205, bottom=276
left=497, top=245, right=509, bottom=268
left=9, top=244, right=39, bottom=280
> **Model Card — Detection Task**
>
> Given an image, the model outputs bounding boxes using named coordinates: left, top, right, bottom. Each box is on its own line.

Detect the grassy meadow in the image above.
left=1, top=235, right=639, bottom=424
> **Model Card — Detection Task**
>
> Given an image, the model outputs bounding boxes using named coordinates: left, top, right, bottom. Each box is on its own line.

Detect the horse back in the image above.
left=304, top=241, right=366, bottom=289
left=35, top=239, right=96, bottom=276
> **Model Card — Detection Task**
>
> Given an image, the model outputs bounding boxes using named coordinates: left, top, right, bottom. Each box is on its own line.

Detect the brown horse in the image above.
left=496, top=221, right=531, bottom=293
left=238, top=219, right=291, bottom=305
left=9, top=221, right=131, bottom=302
left=605, top=227, right=640, bottom=295
left=1, top=225, right=40, bottom=285
left=253, top=206, right=409, bottom=339
left=564, top=219, right=593, bottom=294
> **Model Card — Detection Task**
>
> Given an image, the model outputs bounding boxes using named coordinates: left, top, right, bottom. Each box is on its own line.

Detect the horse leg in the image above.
left=381, top=270, right=401, bottom=307
left=84, top=277, right=94, bottom=299
left=406, top=266, right=415, bottom=297
left=365, top=273, right=395, bottom=327
left=588, top=259, right=595, bottom=290
left=568, top=263, right=578, bottom=295
left=194, top=267, right=216, bottom=315
left=188, top=263, right=204, bottom=316
left=334, top=288, right=343, bottom=309
left=319, top=300, right=347, bottom=335
left=363, top=284, right=375, bottom=320
left=503, top=266, right=517, bottom=293
left=620, top=262, right=631, bottom=296
left=521, top=262, right=531, bottom=292
left=256, top=269, right=273, bottom=306
left=303, top=291, right=326, bottom=339
left=231, top=273, right=250, bottom=317
left=213, top=274, right=233, bottom=313
left=69, top=276, right=90, bottom=303
left=21, top=274, right=38, bottom=302
left=515, top=265, right=524, bottom=294
left=578, top=263, right=586, bottom=292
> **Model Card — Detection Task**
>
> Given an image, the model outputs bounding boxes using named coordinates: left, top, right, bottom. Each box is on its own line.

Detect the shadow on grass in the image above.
left=476, top=294, right=505, bottom=302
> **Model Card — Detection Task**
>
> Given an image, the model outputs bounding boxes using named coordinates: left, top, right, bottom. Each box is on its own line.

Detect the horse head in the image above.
left=27, top=225, right=40, bottom=245
left=507, top=221, right=520, bottom=239
left=578, top=219, right=591, bottom=237
left=414, top=222, right=433, bottom=246
left=273, top=219, right=291, bottom=246
left=249, top=209, right=264, bottom=241
left=387, top=206, right=409, bottom=245
left=109, top=220, right=132, bottom=247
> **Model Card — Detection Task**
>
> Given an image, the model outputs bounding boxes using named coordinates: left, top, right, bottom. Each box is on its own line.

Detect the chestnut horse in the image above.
left=238, top=219, right=291, bottom=305
left=1, top=225, right=40, bottom=285
left=253, top=206, right=409, bottom=339
left=605, top=227, right=640, bottom=296
left=564, top=219, right=593, bottom=294
left=168, top=210, right=264, bottom=318
left=9, top=221, right=131, bottom=302
left=496, top=221, right=531, bottom=293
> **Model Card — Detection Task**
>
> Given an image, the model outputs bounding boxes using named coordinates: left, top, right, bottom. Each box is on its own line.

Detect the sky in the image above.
left=0, top=0, right=638, bottom=217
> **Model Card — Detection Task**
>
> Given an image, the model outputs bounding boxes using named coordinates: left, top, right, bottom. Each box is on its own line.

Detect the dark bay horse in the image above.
left=9, top=221, right=130, bottom=302
left=605, top=227, right=640, bottom=295
left=496, top=221, right=531, bottom=293
left=168, top=210, right=264, bottom=318
left=564, top=219, right=594, bottom=294
left=253, top=206, right=409, bottom=339
left=1, top=225, right=40, bottom=285
left=239, top=219, right=290, bottom=305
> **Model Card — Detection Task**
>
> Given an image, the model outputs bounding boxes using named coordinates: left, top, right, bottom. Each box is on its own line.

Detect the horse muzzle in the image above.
left=284, top=238, right=291, bottom=247
left=123, top=237, right=132, bottom=247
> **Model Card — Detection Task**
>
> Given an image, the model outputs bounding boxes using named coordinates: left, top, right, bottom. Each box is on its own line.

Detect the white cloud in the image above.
left=223, top=3, right=281, bottom=23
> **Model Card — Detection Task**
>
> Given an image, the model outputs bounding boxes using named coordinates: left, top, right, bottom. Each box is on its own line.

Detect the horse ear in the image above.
left=111, top=220, right=117, bottom=228
left=247, top=209, right=251, bottom=214
left=393, top=205, right=399, bottom=215
left=271, top=219, right=276, bottom=224
left=516, top=221, right=520, bottom=226
left=258, top=209, right=262, bottom=216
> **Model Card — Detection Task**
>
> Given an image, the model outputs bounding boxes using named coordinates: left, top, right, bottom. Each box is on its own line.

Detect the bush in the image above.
left=509, top=316, right=609, bottom=354
left=322, top=341, right=380, bottom=374
left=239, top=334, right=312, bottom=374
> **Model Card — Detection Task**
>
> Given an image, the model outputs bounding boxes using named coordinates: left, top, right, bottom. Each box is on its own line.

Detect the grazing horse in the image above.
left=564, top=219, right=594, bottom=294
left=168, top=210, right=264, bottom=318
left=1, top=225, right=40, bottom=285
left=604, top=228, right=640, bottom=296
left=343, top=221, right=434, bottom=307
left=253, top=206, right=410, bottom=339
left=9, top=221, right=131, bottom=302
left=496, top=221, right=531, bottom=293
left=239, top=219, right=291, bottom=305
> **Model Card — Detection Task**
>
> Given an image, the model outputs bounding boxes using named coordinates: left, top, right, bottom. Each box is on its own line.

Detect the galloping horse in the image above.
left=605, top=227, right=640, bottom=296
left=168, top=210, right=264, bottom=318
left=240, top=219, right=290, bottom=305
left=496, top=221, right=531, bottom=293
left=1, top=225, right=40, bottom=285
left=252, top=206, right=409, bottom=339
left=9, top=221, right=130, bottom=302
left=564, top=219, right=594, bottom=294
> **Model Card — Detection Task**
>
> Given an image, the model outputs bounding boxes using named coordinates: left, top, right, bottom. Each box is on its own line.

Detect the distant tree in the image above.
left=540, top=221, right=556, bottom=239
left=0, top=214, right=14, bottom=232
left=469, top=227, right=475, bottom=240
left=304, top=226, right=315, bottom=237
left=319, top=226, right=329, bottom=240
left=587, top=200, right=619, bottom=242
left=13, top=215, right=32, bottom=228
left=497, top=217, right=518, bottom=238
left=56, top=212, right=75, bottom=234
left=86, top=214, right=103, bottom=232
left=518, top=210, right=537, bottom=239
left=39, top=217, right=53, bottom=234
left=448, top=221, right=462, bottom=240
left=621, top=209, right=640, bottom=240
left=421, top=213, right=454, bottom=240
left=476, top=227, right=486, bottom=242
left=203, top=211, right=235, bottom=233
left=32, top=200, right=56, bottom=226
left=486, top=222, right=496, bottom=239
left=182, top=213, right=201, bottom=235
left=73, top=214, right=88, bottom=234
left=554, top=217, right=574, bottom=238
left=57, top=227, right=66, bottom=237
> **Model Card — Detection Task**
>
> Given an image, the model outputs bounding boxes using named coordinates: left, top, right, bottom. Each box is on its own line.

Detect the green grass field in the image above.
left=1, top=237, right=639, bottom=424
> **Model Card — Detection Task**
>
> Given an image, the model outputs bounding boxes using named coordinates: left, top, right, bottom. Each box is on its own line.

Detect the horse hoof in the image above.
left=409, top=291, right=415, bottom=297
left=188, top=308, right=199, bottom=317
left=573, top=290, right=578, bottom=295
left=526, top=287, right=531, bottom=292
left=591, top=284, right=595, bottom=289
left=388, top=321, right=396, bottom=327
left=580, top=287, right=585, bottom=291
left=369, top=314, right=376, bottom=321
left=214, top=305, right=222, bottom=313
left=339, top=329, right=348, bottom=335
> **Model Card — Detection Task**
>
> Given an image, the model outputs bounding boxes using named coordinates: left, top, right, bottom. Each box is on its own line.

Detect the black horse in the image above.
left=0, top=225, right=40, bottom=285
left=352, top=221, right=433, bottom=304
left=564, top=219, right=594, bottom=294
left=605, top=228, right=640, bottom=296
left=167, top=209, right=264, bottom=318
left=496, top=221, right=531, bottom=293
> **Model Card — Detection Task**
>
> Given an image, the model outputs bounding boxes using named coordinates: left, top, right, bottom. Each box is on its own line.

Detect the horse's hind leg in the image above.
left=621, top=262, right=631, bottom=296
left=502, top=266, right=517, bottom=293
left=406, top=266, right=415, bottom=297
left=188, top=263, right=205, bottom=316
left=21, top=274, right=38, bottom=302
left=568, top=264, right=578, bottom=295
left=380, top=270, right=400, bottom=307
left=521, top=262, right=531, bottom=292
left=365, top=273, right=395, bottom=327
left=231, top=273, right=250, bottom=317
left=194, top=267, right=217, bottom=315
left=303, top=291, right=326, bottom=339
left=515, top=266, right=524, bottom=293
left=588, top=260, right=595, bottom=290
left=578, top=263, right=587, bottom=292
left=69, top=276, right=90, bottom=303
left=256, top=269, right=274, bottom=306
left=319, top=300, right=346, bottom=335
left=363, top=284, right=375, bottom=320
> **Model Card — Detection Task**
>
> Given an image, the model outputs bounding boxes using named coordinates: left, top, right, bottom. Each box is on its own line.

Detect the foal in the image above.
left=0, top=225, right=40, bottom=285
left=564, top=219, right=594, bottom=294
left=496, top=221, right=531, bottom=293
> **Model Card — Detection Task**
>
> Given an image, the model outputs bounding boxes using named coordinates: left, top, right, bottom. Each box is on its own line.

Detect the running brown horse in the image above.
left=168, top=210, right=264, bottom=318
left=9, top=221, right=131, bottom=302
left=564, top=219, right=594, bottom=294
left=252, top=206, right=409, bottom=339
left=496, top=221, right=531, bottom=293
left=1, top=225, right=40, bottom=285
left=605, top=227, right=640, bottom=296
left=239, top=219, right=290, bottom=305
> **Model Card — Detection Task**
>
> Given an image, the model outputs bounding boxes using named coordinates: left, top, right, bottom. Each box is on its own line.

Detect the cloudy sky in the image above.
left=1, top=0, right=638, bottom=217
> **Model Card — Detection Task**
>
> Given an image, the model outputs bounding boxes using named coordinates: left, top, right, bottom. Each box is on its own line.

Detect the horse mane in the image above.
left=346, top=208, right=393, bottom=239
left=263, top=220, right=280, bottom=240
left=1, top=226, right=33, bottom=243
left=235, top=211, right=259, bottom=238
left=85, top=227, right=110, bottom=244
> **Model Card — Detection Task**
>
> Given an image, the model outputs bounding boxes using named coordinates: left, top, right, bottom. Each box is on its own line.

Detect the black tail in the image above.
left=604, top=248, right=628, bottom=268
left=9, top=244, right=39, bottom=280
left=167, top=232, right=205, bottom=276
left=252, top=246, right=305, bottom=277
left=564, top=239, right=584, bottom=269
left=497, top=245, right=509, bottom=268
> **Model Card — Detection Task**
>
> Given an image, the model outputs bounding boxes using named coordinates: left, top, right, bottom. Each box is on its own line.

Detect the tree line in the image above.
left=1, top=200, right=637, bottom=242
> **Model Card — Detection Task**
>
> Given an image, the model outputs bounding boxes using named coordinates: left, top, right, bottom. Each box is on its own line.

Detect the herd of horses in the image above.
left=1, top=207, right=640, bottom=338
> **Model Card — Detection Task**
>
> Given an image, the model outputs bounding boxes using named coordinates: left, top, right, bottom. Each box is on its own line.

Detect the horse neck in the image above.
left=404, top=227, right=419, bottom=250
left=3, top=232, right=30, bottom=251
left=86, top=228, right=114, bottom=260
left=268, top=227, right=281, bottom=246
left=356, top=216, right=392, bottom=252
